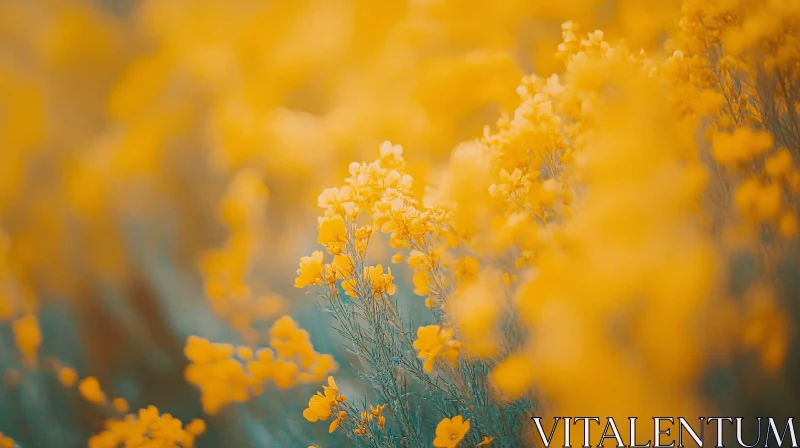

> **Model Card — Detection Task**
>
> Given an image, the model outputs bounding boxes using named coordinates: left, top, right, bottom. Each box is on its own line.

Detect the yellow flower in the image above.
left=295, top=251, right=324, bottom=288
left=318, top=186, right=359, bottom=218
left=433, top=415, right=470, bottom=447
left=711, top=128, right=773, bottom=166
left=368, top=264, right=397, bottom=298
left=329, top=410, right=347, bottom=433
left=272, top=358, right=299, bottom=389
left=78, top=376, right=105, bottom=404
left=269, top=316, right=314, bottom=360
left=322, top=375, right=339, bottom=396
left=369, top=404, right=388, bottom=429
left=12, top=314, right=41, bottom=365
left=450, top=270, right=503, bottom=357
left=332, top=255, right=354, bottom=279
left=112, top=397, right=129, bottom=413
left=318, top=215, right=347, bottom=247
left=413, top=270, right=431, bottom=296
left=89, top=405, right=203, bottom=448
left=490, top=354, right=535, bottom=398
left=307, top=353, right=338, bottom=382
left=413, top=325, right=461, bottom=372
left=58, top=367, right=78, bottom=387
left=407, top=250, right=428, bottom=269
left=186, top=419, right=207, bottom=436
left=370, top=404, right=386, bottom=417
left=342, top=277, right=358, bottom=297
left=477, top=436, right=495, bottom=446
left=765, top=148, right=793, bottom=179
left=734, top=179, right=782, bottom=222
left=236, top=346, right=254, bottom=360
left=778, top=211, right=798, bottom=237
left=303, top=376, right=343, bottom=423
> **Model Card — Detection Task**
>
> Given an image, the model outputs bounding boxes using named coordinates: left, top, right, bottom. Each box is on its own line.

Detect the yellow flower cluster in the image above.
left=668, top=0, right=800, bottom=239
left=412, top=325, right=461, bottom=373
left=706, top=126, right=799, bottom=234
left=295, top=142, right=455, bottom=311
left=201, top=169, right=285, bottom=343
left=302, top=376, right=389, bottom=438
left=295, top=142, right=486, bottom=381
left=54, top=367, right=189, bottom=445
left=302, top=377, right=348, bottom=432
left=71, top=373, right=131, bottom=414
left=88, top=405, right=205, bottom=448
left=184, top=316, right=337, bottom=414
left=354, top=404, right=388, bottom=436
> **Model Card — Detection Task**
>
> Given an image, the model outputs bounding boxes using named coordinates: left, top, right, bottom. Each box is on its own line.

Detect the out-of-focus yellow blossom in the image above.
left=433, top=415, right=470, bottom=448
left=734, top=178, right=782, bottom=223
left=201, top=169, right=284, bottom=343
left=12, top=314, right=41, bottom=366
left=490, top=354, right=536, bottom=399
left=57, top=366, right=78, bottom=387
left=412, top=325, right=462, bottom=372
left=765, top=148, right=794, bottom=179
left=88, top=406, right=203, bottom=448
left=449, top=270, right=504, bottom=357
left=270, top=315, right=314, bottom=361
left=711, top=128, right=774, bottom=166
left=778, top=212, right=799, bottom=237
left=185, top=316, right=336, bottom=414
left=741, top=286, right=788, bottom=372
left=112, top=397, right=129, bottom=414
left=185, top=419, right=206, bottom=437
left=78, top=376, right=106, bottom=404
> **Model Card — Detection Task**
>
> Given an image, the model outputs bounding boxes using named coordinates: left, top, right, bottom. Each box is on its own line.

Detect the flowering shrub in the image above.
left=0, top=0, right=798, bottom=447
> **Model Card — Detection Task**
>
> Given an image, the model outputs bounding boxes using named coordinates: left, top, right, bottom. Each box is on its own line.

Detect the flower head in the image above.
left=433, top=415, right=470, bottom=447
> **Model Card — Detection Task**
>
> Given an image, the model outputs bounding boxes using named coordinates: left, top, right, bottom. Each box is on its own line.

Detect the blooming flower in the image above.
left=88, top=405, right=203, bottom=448
left=433, top=415, right=470, bottom=447
left=295, top=251, right=324, bottom=288
left=303, top=376, right=346, bottom=423
left=318, top=215, right=347, bottom=248
left=412, top=325, right=462, bottom=372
